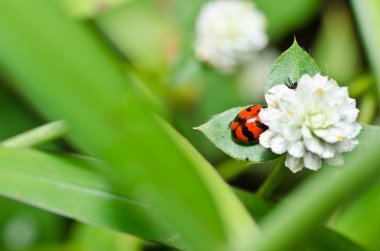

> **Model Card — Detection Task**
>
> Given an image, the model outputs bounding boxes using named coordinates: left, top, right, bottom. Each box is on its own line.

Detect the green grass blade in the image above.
left=0, top=148, right=159, bottom=244
left=254, top=0, right=322, bottom=40
left=330, top=180, right=380, bottom=251
left=56, top=0, right=133, bottom=18
left=234, top=189, right=365, bottom=251
left=0, top=145, right=362, bottom=251
left=351, top=0, right=380, bottom=97
left=0, top=121, right=67, bottom=149
left=0, top=1, right=257, bottom=250
left=72, top=224, right=144, bottom=251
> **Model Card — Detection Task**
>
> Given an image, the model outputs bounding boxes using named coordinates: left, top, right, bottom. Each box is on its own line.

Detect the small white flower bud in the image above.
left=195, top=0, right=268, bottom=73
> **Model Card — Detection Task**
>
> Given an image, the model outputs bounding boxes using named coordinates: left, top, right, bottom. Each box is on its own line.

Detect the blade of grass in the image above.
left=329, top=180, right=380, bottom=251
left=0, top=148, right=168, bottom=246
left=234, top=189, right=365, bottom=251
left=0, top=121, right=67, bottom=149
left=0, top=1, right=257, bottom=250
left=72, top=224, right=144, bottom=251
left=0, top=145, right=364, bottom=251
left=350, top=0, right=380, bottom=98
left=56, top=0, right=133, bottom=18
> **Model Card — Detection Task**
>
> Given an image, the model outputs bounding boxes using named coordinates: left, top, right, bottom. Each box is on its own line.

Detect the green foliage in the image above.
left=0, top=121, right=67, bottom=149
left=196, top=106, right=277, bottom=163
left=0, top=148, right=158, bottom=243
left=251, top=125, right=380, bottom=251
left=56, top=0, right=133, bottom=18
left=0, top=0, right=378, bottom=251
left=72, top=225, right=144, bottom=251
left=235, top=189, right=365, bottom=251
left=254, top=0, right=323, bottom=40
left=266, top=41, right=319, bottom=91
left=0, top=197, right=66, bottom=251
left=313, top=2, right=363, bottom=83
left=351, top=0, right=380, bottom=96
left=0, top=1, right=257, bottom=250
left=330, top=179, right=380, bottom=251
left=197, top=38, right=380, bottom=251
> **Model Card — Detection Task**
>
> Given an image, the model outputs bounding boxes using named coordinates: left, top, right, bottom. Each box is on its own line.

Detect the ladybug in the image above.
left=230, top=105, right=268, bottom=144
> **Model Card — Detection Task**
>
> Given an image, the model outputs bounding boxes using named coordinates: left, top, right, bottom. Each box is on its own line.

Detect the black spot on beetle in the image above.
left=255, top=120, right=268, bottom=131
left=241, top=125, right=255, bottom=141
left=245, top=157, right=249, bottom=161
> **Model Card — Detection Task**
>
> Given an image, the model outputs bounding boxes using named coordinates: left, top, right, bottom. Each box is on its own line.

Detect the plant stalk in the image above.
left=256, top=156, right=287, bottom=199
left=0, top=120, right=68, bottom=149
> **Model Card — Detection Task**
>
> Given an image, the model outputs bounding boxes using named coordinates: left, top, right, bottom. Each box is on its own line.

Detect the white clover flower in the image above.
left=259, top=73, right=361, bottom=173
left=195, top=0, right=268, bottom=73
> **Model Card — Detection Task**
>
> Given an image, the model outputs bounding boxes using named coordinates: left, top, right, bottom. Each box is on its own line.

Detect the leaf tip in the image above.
left=193, top=126, right=201, bottom=131
left=292, top=36, right=299, bottom=45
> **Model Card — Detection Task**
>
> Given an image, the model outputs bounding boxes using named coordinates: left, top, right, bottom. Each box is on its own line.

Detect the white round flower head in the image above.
left=195, top=0, right=268, bottom=73
left=259, top=73, right=361, bottom=173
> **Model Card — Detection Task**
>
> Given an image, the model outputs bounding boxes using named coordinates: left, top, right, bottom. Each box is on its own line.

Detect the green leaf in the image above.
left=350, top=0, right=380, bottom=99
left=0, top=197, right=66, bottom=250
left=56, top=0, right=133, bottom=18
left=253, top=0, right=323, bottom=40
left=96, top=1, right=179, bottom=73
left=196, top=106, right=278, bottom=163
left=0, top=121, right=67, bottom=149
left=0, top=148, right=159, bottom=244
left=313, top=2, right=363, bottom=83
left=246, top=125, right=380, bottom=251
left=0, top=145, right=362, bottom=251
left=266, top=40, right=319, bottom=91
left=72, top=224, right=144, bottom=251
left=234, top=189, right=365, bottom=251
left=329, top=180, right=380, bottom=251
left=24, top=245, right=78, bottom=251
left=0, top=1, right=257, bottom=250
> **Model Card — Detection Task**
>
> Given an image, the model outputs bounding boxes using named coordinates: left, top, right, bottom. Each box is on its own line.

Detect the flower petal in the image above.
left=285, top=154, right=304, bottom=173
left=320, top=142, right=335, bottom=159
left=270, top=135, right=287, bottom=154
left=304, top=136, right=324, bottom=155
left=313, top=127, right=341, bottom=143
left=265, top=85, right=291, bottom=108
left=288, top=141, right=305, bottom=158
left=336, top=139, right=359, bottom=153
left=259, top=130, right=275, bottom=148
left=303, top=152, right=322, bottom=171
left=325, top=153, right=344, bottom=166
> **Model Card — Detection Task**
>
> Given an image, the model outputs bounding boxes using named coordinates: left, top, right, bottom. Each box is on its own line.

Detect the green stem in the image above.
left=347, top=73, right=374, bottom=98
left=358, top=91, right=377, bottom=124
left=216, top=159, right=253, bottom=181
left=256, top=156, right=287, bottom=199
left=0, top=120, right=68, bottom=149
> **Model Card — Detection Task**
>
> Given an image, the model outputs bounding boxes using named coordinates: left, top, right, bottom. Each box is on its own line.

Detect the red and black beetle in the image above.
left=230, top=105, right=268, bottom=144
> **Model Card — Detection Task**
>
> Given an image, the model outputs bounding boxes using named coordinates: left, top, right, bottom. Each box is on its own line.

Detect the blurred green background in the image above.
left=0, top=0, right=379, bottom=250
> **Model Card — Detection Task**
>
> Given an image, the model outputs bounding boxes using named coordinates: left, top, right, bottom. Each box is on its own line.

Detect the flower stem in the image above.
left=256, top=156, right=287, bottom=199
left=217, top=159, right=253, bottom=181
left=0, top=120, right=68, bottom=149
left=358, top=91, right=377, bottom=124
